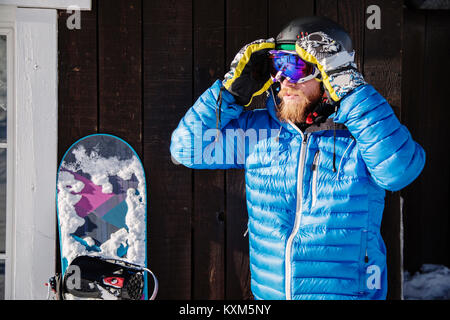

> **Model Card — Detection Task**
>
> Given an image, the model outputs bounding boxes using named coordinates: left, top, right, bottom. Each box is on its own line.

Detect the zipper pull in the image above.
left=311, top=150, right=319, bottom=171
left=364, top=249, right=369, bottom=263
left=303, top=132, right=308, bottom=144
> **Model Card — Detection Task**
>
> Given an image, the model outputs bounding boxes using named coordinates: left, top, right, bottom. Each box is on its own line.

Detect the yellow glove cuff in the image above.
left=295, top=44, right=340, bottom=102
left=224, top=42, right=275, bottom=106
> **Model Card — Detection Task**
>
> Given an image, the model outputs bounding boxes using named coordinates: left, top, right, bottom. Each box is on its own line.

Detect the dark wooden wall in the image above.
left=401, top=8, right=450, bottom=275
left=57, top=0, right=445, bottom=300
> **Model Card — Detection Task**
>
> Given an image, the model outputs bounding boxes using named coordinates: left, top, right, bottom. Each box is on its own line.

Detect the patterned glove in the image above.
left=295, top=32, right=366, bottom=102
left=223, top=38, right=275, bottom=106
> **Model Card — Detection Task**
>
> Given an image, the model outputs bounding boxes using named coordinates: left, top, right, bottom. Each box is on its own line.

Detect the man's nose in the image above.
left=281, top=78, right=296, bottom=88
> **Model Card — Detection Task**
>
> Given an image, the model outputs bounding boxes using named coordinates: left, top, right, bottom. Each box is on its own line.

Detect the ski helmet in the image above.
left=275, top=16, right=353, bottom=53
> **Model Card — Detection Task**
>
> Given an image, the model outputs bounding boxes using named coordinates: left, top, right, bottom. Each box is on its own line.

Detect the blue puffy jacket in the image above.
left=170, top=80, right=426, bottom=300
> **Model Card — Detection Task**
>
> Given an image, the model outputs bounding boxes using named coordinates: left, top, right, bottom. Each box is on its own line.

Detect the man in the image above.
left=170, top=17, right=425, bottom=300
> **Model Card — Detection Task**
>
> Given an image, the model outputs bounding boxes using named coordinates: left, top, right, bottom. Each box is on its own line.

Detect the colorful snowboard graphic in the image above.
left=56, top=134, right=156, bottom=300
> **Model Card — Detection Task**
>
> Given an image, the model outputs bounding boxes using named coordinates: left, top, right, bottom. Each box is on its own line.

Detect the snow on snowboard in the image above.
left=50, top=134, right=158, bottom=300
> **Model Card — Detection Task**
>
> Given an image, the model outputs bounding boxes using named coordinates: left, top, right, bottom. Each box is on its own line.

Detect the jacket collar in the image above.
left=304, top=118, right=348, bottom=134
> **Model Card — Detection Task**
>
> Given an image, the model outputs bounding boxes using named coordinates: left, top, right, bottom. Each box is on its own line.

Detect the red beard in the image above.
left=276, top=86, right=322, bottom=123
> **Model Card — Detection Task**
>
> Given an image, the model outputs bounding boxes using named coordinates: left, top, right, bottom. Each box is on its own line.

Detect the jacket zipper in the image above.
left=358, top=229, right=369, bottom=294
left=285, top=131, right=309, bottom=300
left=311, top=150, right=320, bottom=208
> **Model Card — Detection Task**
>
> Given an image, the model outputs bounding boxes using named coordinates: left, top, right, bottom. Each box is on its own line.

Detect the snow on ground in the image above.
left=404, top=264, right=450, bottom=300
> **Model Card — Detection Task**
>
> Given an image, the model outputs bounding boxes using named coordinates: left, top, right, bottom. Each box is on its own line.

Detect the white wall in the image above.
left=0, top=0, right=91, bottom=300
left=11, top=7, right=58, bottom=299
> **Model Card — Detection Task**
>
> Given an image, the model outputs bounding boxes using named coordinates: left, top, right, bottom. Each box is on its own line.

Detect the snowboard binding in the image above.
left=47, top=255, right=158, bottom=300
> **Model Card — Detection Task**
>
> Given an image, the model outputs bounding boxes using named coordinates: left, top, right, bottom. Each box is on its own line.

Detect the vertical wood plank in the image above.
left=337, top=0, right=365, bottom=70
left=415, top=10, right=450, bottom=268
left=315, top=0, right=338, bottom=21
left=143, top=0, right=193, bottom=299
left=401, top=6, right=450, bottom=289
left=268, top=0, right=314, bottom=37
left=98, top=0, right=142, bottom=155
left=192, top=0, right=226, bottom=299
left=58, top=1, right=98, bottom=161
left=363, top=0, right=403, bottom=300
left=400, top=7, right=426, bottom=276
left=224, top=0, right=268, bottom=300
left=57, top=1, right=98, bottom=274
left=363, top=0, right=402, bottom=113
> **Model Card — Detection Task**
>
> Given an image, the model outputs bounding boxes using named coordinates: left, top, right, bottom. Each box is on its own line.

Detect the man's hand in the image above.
left=223, top=38, right=275, bottom=106
left=295, top=32, right=366, bottom=102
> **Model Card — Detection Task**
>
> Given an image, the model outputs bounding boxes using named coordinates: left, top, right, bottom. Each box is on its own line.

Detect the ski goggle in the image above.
left=268, top=50, right=320, bottom=84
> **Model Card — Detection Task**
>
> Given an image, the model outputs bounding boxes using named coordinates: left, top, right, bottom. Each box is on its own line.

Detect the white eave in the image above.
left=0, top=0, right=91, bottom=10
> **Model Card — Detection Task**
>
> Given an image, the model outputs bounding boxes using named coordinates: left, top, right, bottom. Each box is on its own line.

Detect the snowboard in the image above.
left=55, top=134, right=157, bottom=300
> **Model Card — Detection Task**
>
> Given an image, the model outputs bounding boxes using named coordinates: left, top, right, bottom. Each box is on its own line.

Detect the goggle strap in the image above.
left=295, top=68, right=320, bottom=84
